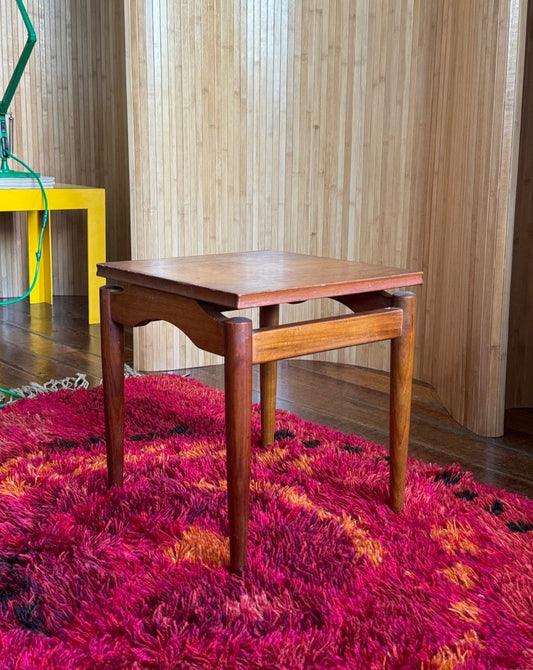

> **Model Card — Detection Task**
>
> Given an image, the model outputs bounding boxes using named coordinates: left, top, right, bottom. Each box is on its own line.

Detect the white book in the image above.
left=0, top=176, right=55, bottom=189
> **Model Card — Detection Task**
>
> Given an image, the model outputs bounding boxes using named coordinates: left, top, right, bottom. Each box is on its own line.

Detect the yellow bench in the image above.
left=0, top=184, right=106, bottom=324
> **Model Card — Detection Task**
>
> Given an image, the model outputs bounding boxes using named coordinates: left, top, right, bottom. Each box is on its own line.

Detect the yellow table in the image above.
left=0, top=183, right=106, bottom=324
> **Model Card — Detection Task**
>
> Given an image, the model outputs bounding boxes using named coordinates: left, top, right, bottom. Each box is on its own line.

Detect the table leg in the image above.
left=259, top=305, right=280, bottom=447
left=87, top=194, right=107, bottom=324
left=389, top=291, right=417, bottom=512
left=27, top=210, right=52, bottom=304
left=100, top=286, right=125, bottom=487
left=224, top=317, right=253, bottom=572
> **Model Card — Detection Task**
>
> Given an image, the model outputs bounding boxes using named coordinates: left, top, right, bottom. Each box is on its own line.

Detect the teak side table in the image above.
left=97, top=250, right=423, bottom=572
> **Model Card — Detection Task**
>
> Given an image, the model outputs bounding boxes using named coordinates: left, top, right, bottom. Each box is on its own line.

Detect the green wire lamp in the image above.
left=0, top=0, right=37, bottom=179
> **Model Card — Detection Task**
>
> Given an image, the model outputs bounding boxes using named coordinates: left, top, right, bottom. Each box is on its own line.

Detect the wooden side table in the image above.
left=97, top=250, right=423, bottom=572
left=1, top=184, right=106, bottom=324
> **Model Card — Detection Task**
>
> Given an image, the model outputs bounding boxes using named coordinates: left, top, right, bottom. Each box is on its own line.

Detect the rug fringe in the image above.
left=1, top=365, right=142, bottom=406
left=124, top=364, right=142, bottom=379
left=1, top=374, right=90, bottom=405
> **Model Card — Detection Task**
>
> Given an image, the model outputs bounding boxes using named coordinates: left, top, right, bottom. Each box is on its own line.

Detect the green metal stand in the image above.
left=0, top=0, right=37, bottom=178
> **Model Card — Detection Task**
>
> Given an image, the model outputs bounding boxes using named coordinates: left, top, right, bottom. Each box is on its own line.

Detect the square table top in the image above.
left=97, top=250, right=423, bottom=309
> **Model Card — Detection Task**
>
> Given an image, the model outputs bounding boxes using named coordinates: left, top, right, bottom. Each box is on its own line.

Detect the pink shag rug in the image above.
left=0, top=374, right=532, bottom=670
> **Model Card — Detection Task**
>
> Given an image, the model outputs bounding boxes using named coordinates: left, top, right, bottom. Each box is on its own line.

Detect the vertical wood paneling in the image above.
left=418, top=0, right=526, bottom=435
left=125, top=0, right=526, bottom=436
left=126, top=0, right=431, bottom=374
left=0, top=0, right=129, bottom=300
left=507, top=0, right=533, bottom=409
left=0, top=1, right=31, bottom=296
left=1, top=1, right=527, bottom=436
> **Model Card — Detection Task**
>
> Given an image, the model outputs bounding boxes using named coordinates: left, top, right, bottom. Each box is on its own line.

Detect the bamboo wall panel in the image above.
left=507, top=0, right=533, bottom=409
left=125, top=0, right=433, bottom=374
left=0, top=0, right=129, bottom=301
left=126, top=0, right=526, bottom=436
left=417, top=0, right=526, bottom=435
left=0, top=1, right=32, bottom=297
left=1, top=1, right=527, bottom=435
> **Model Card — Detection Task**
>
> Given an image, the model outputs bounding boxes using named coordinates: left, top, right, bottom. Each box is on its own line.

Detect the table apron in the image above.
left=252, top=308, right=404, bottom=364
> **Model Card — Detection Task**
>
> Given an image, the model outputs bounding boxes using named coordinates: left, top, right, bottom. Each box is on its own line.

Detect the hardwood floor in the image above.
left=1, top=296, right=532, bottom=499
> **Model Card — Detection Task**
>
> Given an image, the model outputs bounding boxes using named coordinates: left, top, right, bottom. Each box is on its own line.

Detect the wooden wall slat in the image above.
left=418, top=0, right=526, bottom=434
left=0, top=1, right=30, bottom=297
left=126, top=0, right=432, bottom=375
left=125, top=0, right=527, bottom=436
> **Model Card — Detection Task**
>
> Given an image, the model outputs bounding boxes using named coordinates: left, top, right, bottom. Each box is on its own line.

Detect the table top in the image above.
left=97, top=250, right=423, bottom=309
left=0, top=184, right=105, bottom=211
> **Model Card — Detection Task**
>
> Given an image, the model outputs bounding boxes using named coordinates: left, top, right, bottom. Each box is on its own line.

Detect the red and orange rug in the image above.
left=0, top=374, right=532, bottom=669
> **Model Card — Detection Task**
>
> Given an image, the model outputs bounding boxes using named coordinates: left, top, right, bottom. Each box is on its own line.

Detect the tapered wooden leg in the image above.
left=259, top=305, right=280, bottom=447
left=100, top=285, right=125, bottom=487
left=389, top=291, right=417, bottom=512
left=224, top=317, right=253, bottom=573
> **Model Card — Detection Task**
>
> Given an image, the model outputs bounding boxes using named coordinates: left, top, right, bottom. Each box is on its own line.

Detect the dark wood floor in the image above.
left=1, top=296, right=532, bottom=499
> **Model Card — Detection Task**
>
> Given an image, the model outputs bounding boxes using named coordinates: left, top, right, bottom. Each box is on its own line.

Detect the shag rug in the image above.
left=0, top=375, right=532, bottom=670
